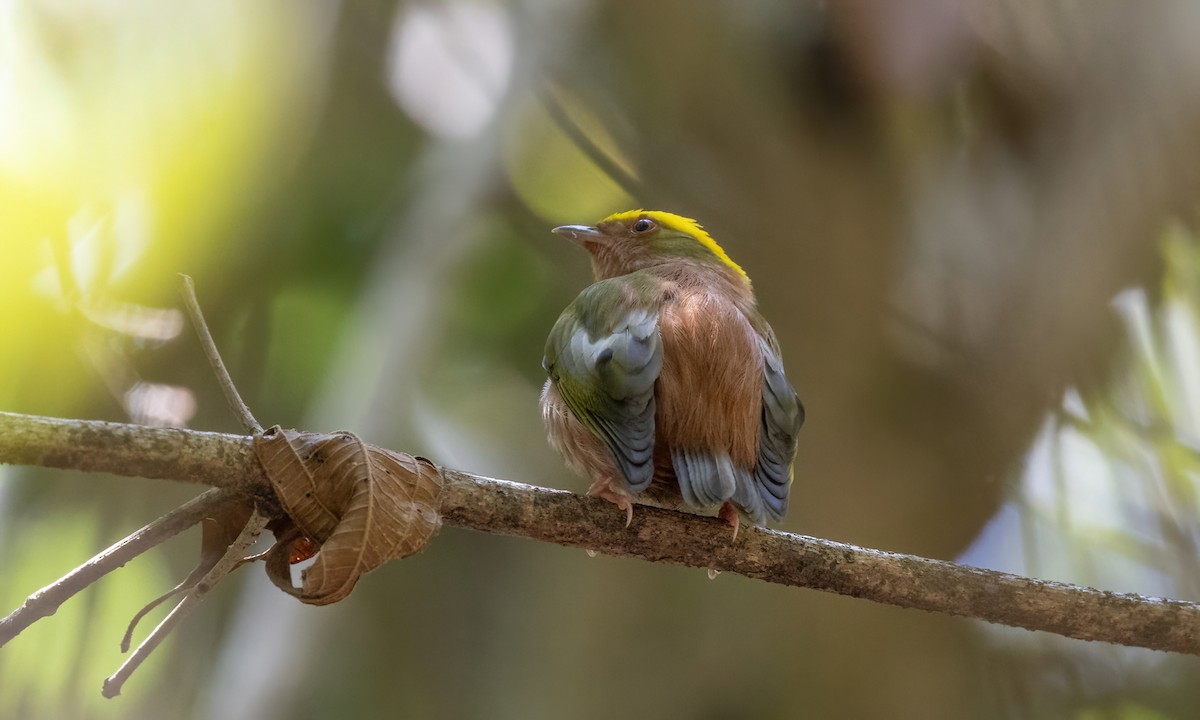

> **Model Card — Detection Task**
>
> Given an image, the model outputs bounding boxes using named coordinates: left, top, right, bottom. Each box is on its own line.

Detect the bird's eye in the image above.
left=633, top=218, right=656, bottom=233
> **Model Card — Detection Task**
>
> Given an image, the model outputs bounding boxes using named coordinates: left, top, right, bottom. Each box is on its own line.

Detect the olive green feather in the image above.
left=543, top=273, right=664, bottom=492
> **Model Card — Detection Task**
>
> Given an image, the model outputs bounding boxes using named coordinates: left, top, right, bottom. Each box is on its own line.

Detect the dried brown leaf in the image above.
left=201, top=500, right=256, bottom=565
left=254, top=427, right=443, bottom=605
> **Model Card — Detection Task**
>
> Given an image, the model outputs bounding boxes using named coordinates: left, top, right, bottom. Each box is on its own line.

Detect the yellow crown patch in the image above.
left=602, top=209, right=748, bottom=281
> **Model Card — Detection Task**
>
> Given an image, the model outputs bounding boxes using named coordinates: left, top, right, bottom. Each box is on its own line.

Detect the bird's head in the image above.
left=553, top=210, right=749, bottom=287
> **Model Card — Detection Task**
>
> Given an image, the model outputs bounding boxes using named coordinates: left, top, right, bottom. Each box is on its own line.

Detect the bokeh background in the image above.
left=4, top=0, right=1200, bottom=717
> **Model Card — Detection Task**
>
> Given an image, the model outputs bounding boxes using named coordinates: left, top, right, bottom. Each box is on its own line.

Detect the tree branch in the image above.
left=178, top=274, right=264, bottom=435
left=2, top=410, right=1198, bottom=656
left=102, top=506, right=271, bottom=698
left=0, top=487, right=233, bottom=647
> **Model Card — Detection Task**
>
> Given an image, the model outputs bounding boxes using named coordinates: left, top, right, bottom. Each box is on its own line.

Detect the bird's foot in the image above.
left=586, top=479, right=635, bottom=527
left=718, top=501, right=741, bottom=541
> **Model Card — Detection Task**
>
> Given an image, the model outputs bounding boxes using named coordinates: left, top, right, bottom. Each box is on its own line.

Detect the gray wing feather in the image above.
left=545, top=299, right=663, bottom=492
left=753, top=334, right=804, bottom=521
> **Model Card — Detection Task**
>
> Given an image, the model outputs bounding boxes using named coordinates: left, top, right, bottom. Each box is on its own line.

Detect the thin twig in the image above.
left=102, top=507, right=270, bottom=698
left=537, top=84, right=644, bottom=199
left=120, top=579, right=191, bottom=653
left=178, top=274, right=263, bottom=434
left=0, top=487, right=231, bottom=647
left=3, top=411, right=1200, bottom=656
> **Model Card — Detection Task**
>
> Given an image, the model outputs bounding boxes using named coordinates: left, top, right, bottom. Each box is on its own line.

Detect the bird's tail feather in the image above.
left=673, top=450, right=770, bottom=525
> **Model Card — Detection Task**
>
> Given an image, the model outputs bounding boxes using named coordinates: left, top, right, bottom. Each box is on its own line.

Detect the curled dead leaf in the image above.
left=254, top=427, right=443, bottom=605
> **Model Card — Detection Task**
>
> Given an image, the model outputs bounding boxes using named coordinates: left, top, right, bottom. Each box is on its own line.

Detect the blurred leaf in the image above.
left=503, top=94, right=632, bottom=223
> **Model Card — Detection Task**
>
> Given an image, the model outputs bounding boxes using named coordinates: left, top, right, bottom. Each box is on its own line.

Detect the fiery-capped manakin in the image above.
left=541, top=210, right=803, bottom=536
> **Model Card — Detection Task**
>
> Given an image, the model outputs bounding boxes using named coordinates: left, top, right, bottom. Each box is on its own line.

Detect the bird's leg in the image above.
left=717, top=501, right=741, bottom=541
left=586, top=478, right=635, bottom=527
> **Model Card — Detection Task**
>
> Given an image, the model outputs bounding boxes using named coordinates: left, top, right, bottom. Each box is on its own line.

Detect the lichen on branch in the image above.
left=2, top=409, right=1200, bottom=658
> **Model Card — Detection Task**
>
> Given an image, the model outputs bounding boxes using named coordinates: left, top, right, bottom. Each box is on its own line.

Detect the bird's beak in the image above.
left=552, top=225, right=605, bottom=246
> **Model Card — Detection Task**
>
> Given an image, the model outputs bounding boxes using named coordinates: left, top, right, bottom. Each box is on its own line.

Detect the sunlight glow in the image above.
left=0, top=0, right=324, bottom=412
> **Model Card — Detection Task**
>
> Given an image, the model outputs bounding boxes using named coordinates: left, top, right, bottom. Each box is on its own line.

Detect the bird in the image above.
left=540, top=209, right=803, bottom=537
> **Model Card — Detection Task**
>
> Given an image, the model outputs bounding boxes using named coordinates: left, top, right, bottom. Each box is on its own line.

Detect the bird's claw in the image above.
left=586, top=480, right=635, bottom=527
left=718, top=502, right=741, bottom=541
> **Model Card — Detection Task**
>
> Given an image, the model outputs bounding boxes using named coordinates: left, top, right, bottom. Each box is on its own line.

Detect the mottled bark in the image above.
left=2, top=411, right=1197, bottom=655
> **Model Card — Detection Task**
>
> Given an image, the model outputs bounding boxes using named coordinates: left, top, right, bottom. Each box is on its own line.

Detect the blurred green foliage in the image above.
left=5, top=1, right=1200, bottom=718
